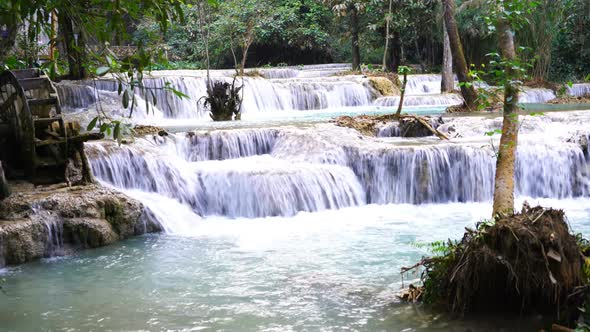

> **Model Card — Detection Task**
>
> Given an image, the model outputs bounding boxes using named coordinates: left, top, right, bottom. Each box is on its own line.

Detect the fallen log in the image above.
left=405, top=114, right=449, bottom=140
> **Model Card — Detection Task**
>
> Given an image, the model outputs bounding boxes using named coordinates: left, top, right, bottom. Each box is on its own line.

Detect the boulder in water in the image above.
left=0, top=184, right=161, bottom=267
left=368, top=76, right=400, bottom=97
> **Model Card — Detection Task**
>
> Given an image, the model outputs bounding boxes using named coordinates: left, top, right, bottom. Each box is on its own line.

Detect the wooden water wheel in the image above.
left=0, top=69, right=103, bottom=185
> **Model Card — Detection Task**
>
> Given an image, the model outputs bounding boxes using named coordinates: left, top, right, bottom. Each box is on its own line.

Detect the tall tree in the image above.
left=382, top=0, right=393, bottom=70
left=58, top=7, right=88, bottom=79
left=441, top=22, right=453, bottom=92
left=328, top=0, right=365, bottom=71
left=442, top=0, right=478, bottom=110
left=491, top=0, right=537, bottom=216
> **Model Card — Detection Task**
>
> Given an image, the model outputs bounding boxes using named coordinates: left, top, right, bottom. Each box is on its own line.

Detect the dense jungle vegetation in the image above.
left=1, top=0, right=589, bottom=82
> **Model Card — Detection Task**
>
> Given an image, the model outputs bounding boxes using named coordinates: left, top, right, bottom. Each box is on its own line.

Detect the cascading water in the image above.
left=568, top=83, right=590, bottom=97
left=519, top=87, right=557, bottom=103
left=88, top=117, right=590, bottom=225
left=56, top=67, right=374, bottom=119
left=373, top=94, right=464, bottom=107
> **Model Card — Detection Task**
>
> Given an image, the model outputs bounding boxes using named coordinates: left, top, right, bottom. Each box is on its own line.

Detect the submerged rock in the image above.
left=0, top=184, right=161, bottom=267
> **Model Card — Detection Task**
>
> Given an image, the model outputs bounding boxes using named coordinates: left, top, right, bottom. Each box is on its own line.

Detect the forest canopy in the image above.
left=1, top=0, right=589, bottom=82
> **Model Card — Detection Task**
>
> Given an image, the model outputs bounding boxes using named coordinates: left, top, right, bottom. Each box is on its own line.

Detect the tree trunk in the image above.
left=492, top=19, right=519, bottom=217
left=350, top=7, right=361, bottom=71
left=387, top=31, right=401, bottom=72
left=0, top=23, right=19, bottom=62
left=59, top=11, right=88, bottom=80
left=395, top=70, right=408, bottom=117
left=382, top=0, right=393, bottom=71
left=441, top=22, right=454, bottom=93
left=442, top=0, right=478, bottom=110
left=240, top=46, right=249, bottom=76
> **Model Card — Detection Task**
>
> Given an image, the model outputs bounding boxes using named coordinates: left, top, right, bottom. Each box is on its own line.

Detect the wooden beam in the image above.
left=35, top=132, right=104, bottom=147
left=18, top=78, right=50, bottom=91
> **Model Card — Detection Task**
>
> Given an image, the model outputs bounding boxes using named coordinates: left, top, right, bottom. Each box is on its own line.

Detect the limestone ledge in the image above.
left=0, top=184, right=162, bottom=267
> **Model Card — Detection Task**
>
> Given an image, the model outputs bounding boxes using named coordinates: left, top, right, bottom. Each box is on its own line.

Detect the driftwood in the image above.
left=334, top=113, right=449, bottom=140
left=404, top=114, right=449, bottom=140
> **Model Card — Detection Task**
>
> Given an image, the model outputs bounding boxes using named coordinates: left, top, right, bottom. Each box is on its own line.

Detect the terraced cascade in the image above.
left=2, top=65, right=590, bottom=331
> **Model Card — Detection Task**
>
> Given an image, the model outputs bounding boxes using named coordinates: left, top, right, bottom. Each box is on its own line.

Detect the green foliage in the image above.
left=549, top=0, right=590, bottom=82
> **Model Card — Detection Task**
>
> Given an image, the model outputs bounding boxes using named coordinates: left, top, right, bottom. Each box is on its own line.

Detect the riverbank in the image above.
left=0, top=183, right=161, bottom=267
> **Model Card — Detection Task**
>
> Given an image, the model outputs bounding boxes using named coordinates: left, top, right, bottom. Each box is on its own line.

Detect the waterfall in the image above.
left=57, top=74, right=375, bottom=118
left=88, top=132, right=365, bottom=218
left=373, top=94, right=464, bottom=107
left=179, top=128, right=278, bottom=161
left=519, top=88, right=556, bottom=103
left=88, top=124, right=590, bottom=225
left=193, top=156, right=365, bottom=218
left=405, top=74, right=443, bottom=95
left=346, top=140, right=589, bottom=204
left=568, top=83, right=590, bottom=97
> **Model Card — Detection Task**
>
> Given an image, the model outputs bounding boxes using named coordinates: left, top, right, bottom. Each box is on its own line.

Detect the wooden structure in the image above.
left=0, top=68, right=102, bottom=185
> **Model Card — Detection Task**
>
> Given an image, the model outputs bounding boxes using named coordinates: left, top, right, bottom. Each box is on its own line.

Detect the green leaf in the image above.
left=95, top=66, right=110, bottom=76
left=87, top=116, right=99, bottom=131
left=484, top=129, right=502, bottom=136
left=114, top=122, right=121, bottom=143
left=122, top=89, right=130, bottom=109
left=100, top=123, right=109, bottom=133
left=171, top=89, right=189, bottom=99
left=567, top=81, right=574, bottom=88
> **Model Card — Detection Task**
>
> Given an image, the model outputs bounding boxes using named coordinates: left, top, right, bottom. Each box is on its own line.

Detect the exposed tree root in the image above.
left=401, top=204, right=588, bottom=326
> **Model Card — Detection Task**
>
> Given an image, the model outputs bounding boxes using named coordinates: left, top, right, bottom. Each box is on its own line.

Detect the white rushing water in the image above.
left=87, top=111, right=590, bottom=227
left=57, top=68, right=576, bottom=126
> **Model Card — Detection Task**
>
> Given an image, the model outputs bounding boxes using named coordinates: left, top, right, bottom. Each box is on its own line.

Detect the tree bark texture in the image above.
left=442, top=0, right=478, bottom=110
left=387, top=31, right=401, bottom=72
left=0, top=23, right=19, bottom=62
left=441, top=22, right=454, bottom=93
left=58, top=10, right=88, bottom=80
left=350, top=7, right=361, bottom=71
left=492, top=19, right=519, bottom=217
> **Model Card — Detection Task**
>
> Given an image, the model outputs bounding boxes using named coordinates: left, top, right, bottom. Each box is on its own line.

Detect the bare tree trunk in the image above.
left=441, top=22, right=454, bottom=93
left=59, top=11, right=88, bottom=80
left=240, top=46, right=249, bottom=76
left=0, top=23, right=19, bottom=62
left=492, top=19, right=519, bottom=217
left=350, top=7, right=361, bottom=71
left=442, top=0, right=478, bottom=110
left=387, top=31, right=401, bottom=72
left=395, top=70, right=408, bottom=117
left=382, top=0, right=393, bottom=71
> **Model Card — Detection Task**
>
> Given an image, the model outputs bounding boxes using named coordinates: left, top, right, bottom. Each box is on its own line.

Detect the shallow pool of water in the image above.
left=1, top=198, right=589, bottom=331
